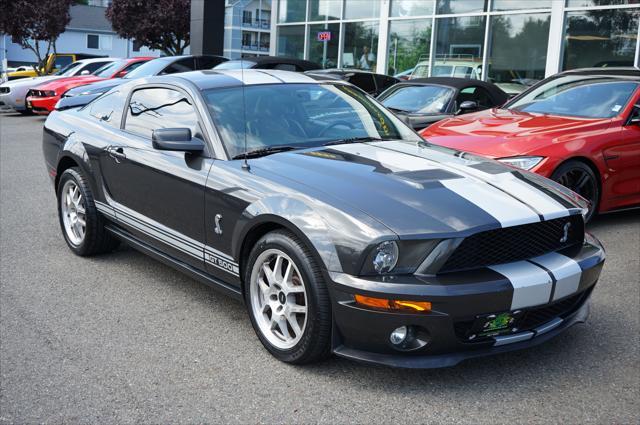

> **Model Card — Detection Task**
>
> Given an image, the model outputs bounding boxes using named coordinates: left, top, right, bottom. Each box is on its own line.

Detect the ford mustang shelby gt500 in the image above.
left=43, top=70, right=605, bottom=368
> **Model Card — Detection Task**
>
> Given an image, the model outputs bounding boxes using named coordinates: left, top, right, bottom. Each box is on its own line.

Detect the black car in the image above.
left=58, top=55, right=228, bottom=107
left=378, top=77, right=509, bottom=130
left=305, top=68, right=399, bottom=97
left=43, top=70, right=604, bottom=368
left=213, top=56, right=321, bottom=72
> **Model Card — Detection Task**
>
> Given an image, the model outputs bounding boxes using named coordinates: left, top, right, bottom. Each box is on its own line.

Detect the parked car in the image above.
left=420, top=68, right=640, bottom=221
left=0, top=57, right=117, bottom=114
left=305, top=69, right=399, bottom=96
left=44, top=69, right=603, bottom=368
left=394, top=67, right=414, bottom=81
left=378, top=77, right=509, bottom=130
left=59, top=55, right=228, bottom=106
left=411, top=58, right=483, bottom=80
left=26, top=57, right=154, bottom=115
left=213, top=56, right=321, bottom=72
left=6, top=53, right=103, bottom=80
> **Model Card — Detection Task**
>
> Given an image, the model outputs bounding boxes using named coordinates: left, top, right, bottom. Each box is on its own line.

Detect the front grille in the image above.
left=454, top=288, right=591, bottom=342
left=0, top=87, right=9, bottom=94
left=440, top=215, right=584, bottom=273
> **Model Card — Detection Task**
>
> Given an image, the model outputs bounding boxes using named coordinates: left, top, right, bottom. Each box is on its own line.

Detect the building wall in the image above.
left=224, top=0, right=272, bottom=59
left=272, top=0, right=640, bottom=82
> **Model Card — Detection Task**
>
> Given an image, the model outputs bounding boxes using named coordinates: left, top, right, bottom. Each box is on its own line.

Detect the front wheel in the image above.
left=551, top=160, right=599, bottom=222
left=244, top=230, right=331, bottom=364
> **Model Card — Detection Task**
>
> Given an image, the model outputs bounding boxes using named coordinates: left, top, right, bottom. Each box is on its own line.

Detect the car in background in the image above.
left=26, top=57, right=153, bottom=115
left=394, top=67, right=414, bottom=81
left=213, top=56, right=321, bottom=72
left=411, top=58, right=483, bottom=80
left=43, top=69, right=602, bottom=368
left=305, top=69, right=399, bottom=96
left=59, top=55, right=228, bottom=106
left=0, top=57, right=117, bottom=114
left=420, top=68, right=640, bottom=220
left=6, top=53, right=103, bottom=80
left=378, top=77, right=508, bottom=131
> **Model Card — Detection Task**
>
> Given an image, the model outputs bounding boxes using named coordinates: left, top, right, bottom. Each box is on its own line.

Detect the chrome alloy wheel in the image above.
left=60, top=180, right=87, bottom=245
left=250, top=249, right=308, bottom=350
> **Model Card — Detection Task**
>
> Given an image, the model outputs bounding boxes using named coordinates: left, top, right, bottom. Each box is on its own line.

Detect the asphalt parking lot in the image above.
left=0, top=111, right=638, bottom=424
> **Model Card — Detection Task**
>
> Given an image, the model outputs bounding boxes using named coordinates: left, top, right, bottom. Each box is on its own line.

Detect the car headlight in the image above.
left=498, top=156, right=544, bottom=170
left=372, top=241, right=399, bottom=274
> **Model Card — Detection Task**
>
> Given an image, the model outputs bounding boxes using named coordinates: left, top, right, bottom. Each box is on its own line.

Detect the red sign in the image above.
left=317, top=31, right=331, bottom=42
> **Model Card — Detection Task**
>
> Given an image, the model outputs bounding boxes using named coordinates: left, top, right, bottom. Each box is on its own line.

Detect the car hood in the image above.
left=421, top=108, right=612, bottom=158
left=36, top=76, right=106, bottom=91
left=65, top=78, right=123, bottom=96
left=1, top=75, right=62, bottom=89
left=253, top=140, right=584, bottom=237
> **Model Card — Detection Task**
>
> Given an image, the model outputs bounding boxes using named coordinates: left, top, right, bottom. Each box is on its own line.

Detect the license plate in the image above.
left=466, top=310, right=524, bottom=340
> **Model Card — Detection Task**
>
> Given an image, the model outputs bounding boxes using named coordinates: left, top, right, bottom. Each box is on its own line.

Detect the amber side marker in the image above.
left=354, top=294, right=431, bottom=313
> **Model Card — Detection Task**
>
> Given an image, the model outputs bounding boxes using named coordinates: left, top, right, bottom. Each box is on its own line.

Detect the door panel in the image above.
left=603, top=128, right=640, bottom=202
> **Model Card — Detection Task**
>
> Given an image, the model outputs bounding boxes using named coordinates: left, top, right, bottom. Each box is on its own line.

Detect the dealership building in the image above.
left=223, top=0, right=640, bottom=84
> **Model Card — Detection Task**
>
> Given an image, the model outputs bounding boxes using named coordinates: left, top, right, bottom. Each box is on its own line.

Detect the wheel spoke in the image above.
left=283, top=262, right=293, bottom=285
left=77, top=216, right=86, bottom=227
left=288, top=304, right=306, bottom=314
left=287, top=284, right=304, bottom=294
left=273, top=255, right=284, bottom=281
left=286, top=314, right=302, bottom=337
left=258, top=277, right=270, bottom=297
left=76, top=204, right=86, bottom=215
left=277, top=316, right=291, bottom=340
left=575, top=173, right=590, bottom=192
left=261, top=263, right=274, bottom=285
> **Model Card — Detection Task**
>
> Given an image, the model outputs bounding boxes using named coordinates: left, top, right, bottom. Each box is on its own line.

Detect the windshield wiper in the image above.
left=387, top=106, right=411, bottom=114
left=322, top=136, right=386, bottom=146
left=232, top=145, right=298, bottom=160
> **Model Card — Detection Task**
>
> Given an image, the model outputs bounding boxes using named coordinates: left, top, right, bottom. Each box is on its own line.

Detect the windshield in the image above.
left=213, top=60, right=255, bottom=70
left=381, top=85, right=454, bottom=114
left=93, top=60, right=125, bottom=78
left=54, top=62, right=82, bottom=76
left=507, top=76, right=639, bottom=118
left=123, top=58, right=169, bottom=79
left=203, top=83, right=421, bottom=158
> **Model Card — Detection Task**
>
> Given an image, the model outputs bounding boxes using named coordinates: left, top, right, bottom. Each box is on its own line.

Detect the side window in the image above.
left=457, top=86, right=493, bottom=108
left=348, top=74, right=376, bottom=94
left=80, top=61, right=110, bottom=75
left=453, top=66, right=473, bottom=78
left=272, top=63, right=297, bottom=71
left=376, top=75, right=398, bottom=92
left=125, top=88, right=201, bottom=139
left=161, top=58, right=196, bottom=74
left=53, top=56, right=72, bottom=69
left=88, top=91, right=122, bottom=127
left=122, top=60, right=146, bottom=74
left=197, top=56, right=226, bottom=69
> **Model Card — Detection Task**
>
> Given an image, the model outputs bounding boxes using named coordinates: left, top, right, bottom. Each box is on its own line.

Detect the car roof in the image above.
left=558, top=67, right=640, bottom=78
left=307, top=68, right=397, bottom=78
left=387, top=77, right=509, bottom=103
left=76, top=57, right=120, bottom=64
left=155, top=69, right=344, bottom=90
left=224, top=56, right=322, bottom=70
left=154, top=54, right=227, bottom=63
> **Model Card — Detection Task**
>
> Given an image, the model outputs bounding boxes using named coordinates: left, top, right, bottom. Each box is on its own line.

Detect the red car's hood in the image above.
left=421, top=108, right=612, bottom=158
left=35, top=76, right=106, bottom=93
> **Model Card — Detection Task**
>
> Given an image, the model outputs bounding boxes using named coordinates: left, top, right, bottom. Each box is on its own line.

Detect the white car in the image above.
left=0, top=57, right=117, bottom=114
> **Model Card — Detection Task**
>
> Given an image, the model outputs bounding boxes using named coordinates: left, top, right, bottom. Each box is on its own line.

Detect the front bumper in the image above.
left=27, top=96, right=57, bottom=114
left=327, top=234, right=605, bottom=368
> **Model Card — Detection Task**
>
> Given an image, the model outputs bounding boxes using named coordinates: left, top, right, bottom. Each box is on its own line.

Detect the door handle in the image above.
left=107, top=146, right=126, bottom=163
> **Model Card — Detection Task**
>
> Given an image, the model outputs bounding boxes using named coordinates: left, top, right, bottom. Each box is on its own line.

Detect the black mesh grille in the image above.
left=0, top=87, right=9, bottom=94
left=440, top=215, right=584, bottom=273
left=454, top=288, right=591, bottom=342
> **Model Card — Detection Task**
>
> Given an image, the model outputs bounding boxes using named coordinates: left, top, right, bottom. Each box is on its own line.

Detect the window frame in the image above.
left=87, top=34, right=100, bottom=49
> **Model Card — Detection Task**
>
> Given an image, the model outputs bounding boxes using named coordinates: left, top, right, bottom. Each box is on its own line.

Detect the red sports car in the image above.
left=27, top=56, right=154, bottom=114
left=420, top=68, right=640, bottom=221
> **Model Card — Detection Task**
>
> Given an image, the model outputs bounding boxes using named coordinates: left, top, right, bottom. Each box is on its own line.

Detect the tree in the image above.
left=0, top=0, right=74, bottom=75
left=106, top=0, right=190, bottom=55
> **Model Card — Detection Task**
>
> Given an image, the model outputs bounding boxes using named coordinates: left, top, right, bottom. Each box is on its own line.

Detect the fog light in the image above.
left=390, top=326, right=408, bottom=345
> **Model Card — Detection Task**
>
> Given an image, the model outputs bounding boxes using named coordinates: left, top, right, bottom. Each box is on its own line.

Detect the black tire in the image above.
left=57, top=167, right=119, bottom=256
left=551, top=160, right=600, bottom=222
left=244, top=230, right=331, bottom=364
left=18, top=108, right=33, bottom=116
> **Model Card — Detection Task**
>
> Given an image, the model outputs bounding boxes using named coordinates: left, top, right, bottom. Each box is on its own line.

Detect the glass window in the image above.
left=387, top=19, right=432, bottom=76
left=93, top=60, right=126, bottom=78
left=79, top=61, right=111, bottom=75
left=161, top=58, right=196, bottom=74
left=123, top=59, right=168, bottom=79
left=202, top=83, right=421, bottom=159
left=308, top=23, right=340, bottom=68
left=87, top=34, right=99, bottom=49
left=563, top=8, right=639, bottom=70
left=348, top=73, right=376, bottom=93
left=436, top=0, right=487, bottom=14
left=344, top=0, right=380, bottom=19
left=197, top=56, right=228, bottom=69
left=53, top=56, right=73, bottom=69
left=492, top=0, right=552, bottom=10
left=125, top=88, right=200, bottom=139
left=342, top=21, right=379, bottom=70
left=380, top=85, right=455, bottom=113
left=455, top=85, right=494, bottom=108
left=566, top=0, right=635, bottom=7
left=309, top=0, right=341, bottom=21
left=277, top=25, right=305, bottom=59
left=278, top=0, right=306, bottom=22
left=391, top=0, right=434, bottom=17
left=507, top=76, right=639, bottom=118
left=487, top=13, right=550, bottom=86
left=55, top=62, right=82, bottom=76
left=434, top=16, right=486, bottom=79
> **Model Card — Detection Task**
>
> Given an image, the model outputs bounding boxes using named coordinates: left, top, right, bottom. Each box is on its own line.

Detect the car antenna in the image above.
left=240, top=47, right=250, bottom=171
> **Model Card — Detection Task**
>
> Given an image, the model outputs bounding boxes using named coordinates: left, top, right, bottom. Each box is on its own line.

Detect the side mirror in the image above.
left=457, top=100, right=479, bottom=114
left=627, top=104, right=640, bottom=125
left=152, top=128, right=204, bottom=153
left=115, top=70, right=128, bottom=78
left=80, top=70, right=91, bottom=75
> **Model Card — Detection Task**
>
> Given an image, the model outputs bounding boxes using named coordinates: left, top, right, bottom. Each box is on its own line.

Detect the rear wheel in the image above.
left=245, top=230, right=331, bottom=364
left=57, top=167, right=119, bottom=256
left=551, top=160, right=599, bottom=222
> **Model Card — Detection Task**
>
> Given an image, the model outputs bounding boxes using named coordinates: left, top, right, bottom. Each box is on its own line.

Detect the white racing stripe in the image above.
left=332, top=144, right=438, bottom=172
left=441, top=178, right=540, bottom=227
left=215, top=69, right=282, bottom=85
left=530, top=252, right=582, bottom=301
left=490, top=261, right=553, bottom=309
